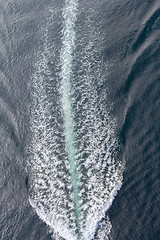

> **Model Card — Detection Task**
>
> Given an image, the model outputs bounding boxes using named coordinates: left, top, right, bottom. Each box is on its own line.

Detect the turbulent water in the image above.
left=0, top=0, right=160, bottom=240
left=27, top=1, right=123, bottom=239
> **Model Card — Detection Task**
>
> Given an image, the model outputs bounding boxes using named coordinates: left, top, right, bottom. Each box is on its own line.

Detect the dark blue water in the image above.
left=0, top=0, right=160, bottom=239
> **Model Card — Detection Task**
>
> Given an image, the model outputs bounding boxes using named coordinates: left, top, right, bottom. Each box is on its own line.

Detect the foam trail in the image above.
left=60, top=0, right=80, bottom=229
left=27, top=1, right=124, bottom=239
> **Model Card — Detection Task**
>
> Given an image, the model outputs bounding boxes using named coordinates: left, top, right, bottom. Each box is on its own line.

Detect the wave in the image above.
left=27, top=0, right=124, bottom=239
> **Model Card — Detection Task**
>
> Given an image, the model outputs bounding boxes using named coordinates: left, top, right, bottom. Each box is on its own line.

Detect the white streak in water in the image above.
left=27, top=1, right=124, bottom=240
left=60, top=0, right=80, bottom=229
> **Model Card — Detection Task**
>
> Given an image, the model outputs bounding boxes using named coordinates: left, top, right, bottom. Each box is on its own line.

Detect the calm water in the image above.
left=0, top=0, right=160, bottom=239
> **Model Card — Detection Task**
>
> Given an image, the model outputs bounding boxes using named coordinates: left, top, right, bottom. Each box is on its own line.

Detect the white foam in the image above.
left=27, top=1, right=124, bottom=239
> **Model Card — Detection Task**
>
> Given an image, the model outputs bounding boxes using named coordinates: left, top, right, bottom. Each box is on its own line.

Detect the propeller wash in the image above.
left=27, top=0, right=124, bottom=239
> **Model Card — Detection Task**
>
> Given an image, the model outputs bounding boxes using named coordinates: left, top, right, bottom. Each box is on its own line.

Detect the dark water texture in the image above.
left=0, top=0, right=160, bottom=239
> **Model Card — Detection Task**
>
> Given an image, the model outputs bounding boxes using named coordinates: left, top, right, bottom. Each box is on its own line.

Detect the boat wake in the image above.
left=27, top=1, right=124, bottom=239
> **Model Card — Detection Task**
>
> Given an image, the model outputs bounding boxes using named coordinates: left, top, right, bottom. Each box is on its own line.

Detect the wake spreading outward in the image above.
left=27, top=0, right=124, bottom=239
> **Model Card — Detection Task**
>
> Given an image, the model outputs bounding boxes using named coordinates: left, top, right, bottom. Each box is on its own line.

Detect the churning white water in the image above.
left=27, top=1, right=124, bottom=239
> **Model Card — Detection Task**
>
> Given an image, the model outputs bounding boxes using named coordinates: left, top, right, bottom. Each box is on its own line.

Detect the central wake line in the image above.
left=60, top=0, right=80, bottom=229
